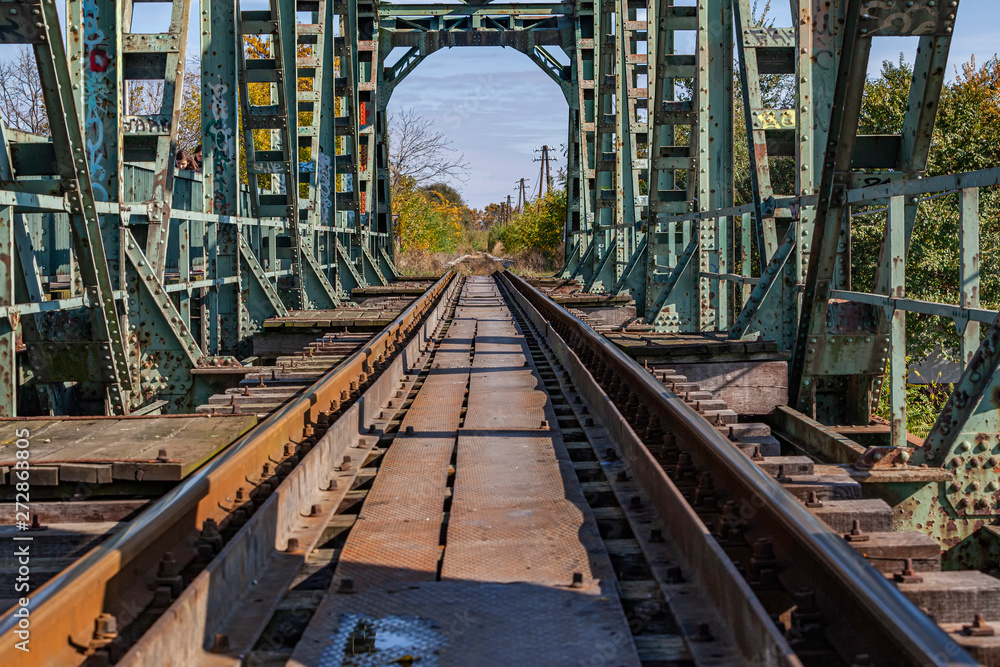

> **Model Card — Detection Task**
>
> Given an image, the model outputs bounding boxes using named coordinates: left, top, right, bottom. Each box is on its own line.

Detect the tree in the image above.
left=420, top=182, right=464, bottom=207
left=481, top=202, right=510, bottom=228
left=490, top=185, right=566, bottom=262
left=851, top=55, right=1000, bottom=363
left=388, top=107, right=470, bottom=199
left=393, top=175, right=463, bottom=253
left=0, top=46, right=49, bottom=135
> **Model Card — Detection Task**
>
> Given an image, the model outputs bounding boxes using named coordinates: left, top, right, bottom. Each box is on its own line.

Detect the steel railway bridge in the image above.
left=2, top=0, right=1000, bottom=665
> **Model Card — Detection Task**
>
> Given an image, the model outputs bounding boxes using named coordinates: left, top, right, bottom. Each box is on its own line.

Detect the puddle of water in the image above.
left=323, top=613, right=447, bottom=667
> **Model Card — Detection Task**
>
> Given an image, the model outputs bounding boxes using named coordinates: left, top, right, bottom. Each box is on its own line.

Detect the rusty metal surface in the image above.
left=444, top=434, right=612, bottom=587
left=289, top=276, right=640, bottom=666
left=0, top=273, right=455, bottom=667
left=334, top=310, right=473, bottom=590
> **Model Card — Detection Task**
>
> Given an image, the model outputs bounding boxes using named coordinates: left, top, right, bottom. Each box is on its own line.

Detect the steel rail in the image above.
left=499, top=275, right=799, bottom=666
left=501, top=270, right=975, bottom=666
left=0, top=272, right=454, bottom=666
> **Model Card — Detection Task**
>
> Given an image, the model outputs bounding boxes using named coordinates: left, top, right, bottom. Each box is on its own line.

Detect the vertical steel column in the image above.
left=959, top=187, right=980, bottom=367
left=319, top=0, right=340, bottom=291
left=202, top=0, right=241, bottom=352
left=567, top=3, right=596, bottom=281
left=205, top=219, right=219, bottom=352
left=886, top=195, right=906, bottom=448
left=88, top=0, right=125, bottom=292
left=791, top=2, right=959, bottom=424
left=731, top=0, right=783, bottom=262
left=696, top=0, right=732, bottom=331
left=237, top=0, right=307, bottom=307
left=728, top=0, right=836, bottom=350
left=613, top=0, right=639, bottom=285
left=586, top=0, right=617, bottom=291
left=178, top=219, right=190, bottom=329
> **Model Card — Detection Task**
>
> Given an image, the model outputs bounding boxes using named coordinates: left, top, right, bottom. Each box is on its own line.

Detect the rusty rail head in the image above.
left=0, top=272, right=454, bottom=666
left=501, top=270, right=975, bottom=667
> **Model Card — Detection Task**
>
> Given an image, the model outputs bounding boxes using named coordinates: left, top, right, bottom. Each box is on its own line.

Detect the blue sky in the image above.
left=124, top=0, right=996, bottom=209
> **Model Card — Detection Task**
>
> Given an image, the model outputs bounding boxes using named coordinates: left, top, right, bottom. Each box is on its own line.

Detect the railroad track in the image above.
left=0, top=315, right=387, bottom=608
left=2, top=271, right=993, bottom=666
left=0, top=273, right=454, bottom=666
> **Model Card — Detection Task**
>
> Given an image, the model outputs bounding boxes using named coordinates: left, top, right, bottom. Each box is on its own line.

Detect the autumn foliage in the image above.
left=393, top=175, right=464, bottom=254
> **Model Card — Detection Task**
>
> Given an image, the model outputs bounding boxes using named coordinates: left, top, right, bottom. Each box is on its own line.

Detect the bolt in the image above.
left=893, top=558, right=923, bottom=584
left=94, top=612, right=118, bottom=639
left=845, top=519, right=869, bottom=542
left=963, top=614, right=996, bottom=637
left=337, top=577, right=356, bottom=594
left=650, top=529, right=663, bottom=543
left=286, top=538, right=301, bottom=553
left=571, top=572, right=584, bottom=588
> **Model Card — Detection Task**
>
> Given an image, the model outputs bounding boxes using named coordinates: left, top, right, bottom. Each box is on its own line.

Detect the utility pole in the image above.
left=514, top=178, right=528, bottom=214
left=532, top=145, right=557, bottom=210
left=505, top=194, right=513, bottom=224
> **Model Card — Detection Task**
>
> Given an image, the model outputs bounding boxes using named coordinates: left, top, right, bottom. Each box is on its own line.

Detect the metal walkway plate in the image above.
left=288, top=277, right=640, bottom=666
left=333, top=304, right=473, bottom=589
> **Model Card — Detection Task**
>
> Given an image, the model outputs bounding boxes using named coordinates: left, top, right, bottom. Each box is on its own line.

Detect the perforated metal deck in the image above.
left=289, top=277, right=640, bottom=666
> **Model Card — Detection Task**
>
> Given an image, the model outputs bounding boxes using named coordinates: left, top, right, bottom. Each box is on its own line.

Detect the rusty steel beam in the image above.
left=0, top=273, right=453, bottom=666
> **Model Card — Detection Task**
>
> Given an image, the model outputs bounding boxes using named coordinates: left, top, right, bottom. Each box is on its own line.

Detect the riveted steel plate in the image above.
left=333, top=313, right=472, bottom=589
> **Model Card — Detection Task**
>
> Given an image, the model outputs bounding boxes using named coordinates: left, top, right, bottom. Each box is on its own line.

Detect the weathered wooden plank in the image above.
left=0, top=415, right=256, bottom=484
left=0, top=499, right=149, bottom=523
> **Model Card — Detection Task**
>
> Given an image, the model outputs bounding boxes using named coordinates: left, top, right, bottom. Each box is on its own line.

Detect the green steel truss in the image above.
left=1, top=0, right=994, bottom=470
